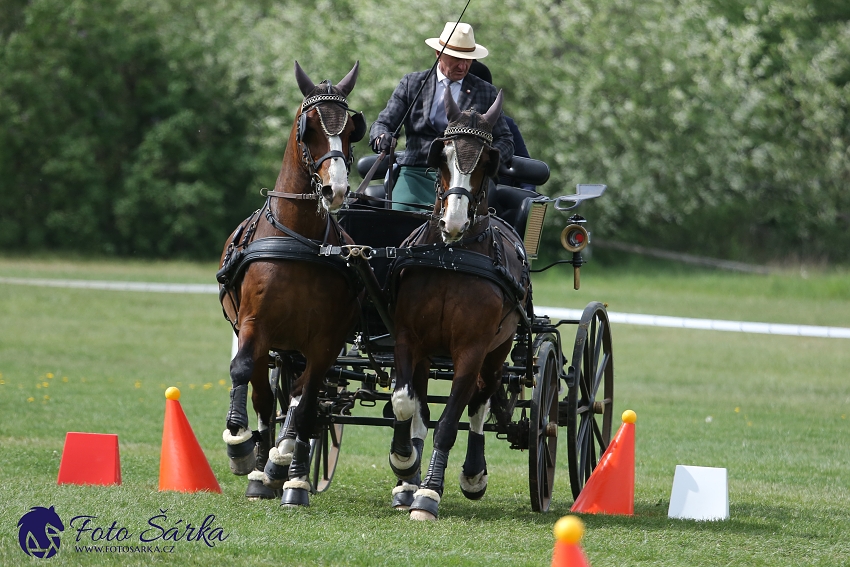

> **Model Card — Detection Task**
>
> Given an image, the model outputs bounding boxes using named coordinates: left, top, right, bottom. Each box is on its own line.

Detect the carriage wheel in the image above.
left=528, top=334, right=560, bottom=512
left=309, top=420, right=343, bottom=493
left=566, top=302, right=614, bottom=500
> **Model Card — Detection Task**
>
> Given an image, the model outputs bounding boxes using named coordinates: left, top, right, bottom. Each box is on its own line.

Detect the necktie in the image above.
left=430, top=78, right=452, bottom=133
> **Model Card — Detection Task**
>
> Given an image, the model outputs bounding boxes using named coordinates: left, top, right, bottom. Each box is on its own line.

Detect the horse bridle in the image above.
left=432, top=125, right=495, bottom=223
left=269, top=82, right=366, bottom=202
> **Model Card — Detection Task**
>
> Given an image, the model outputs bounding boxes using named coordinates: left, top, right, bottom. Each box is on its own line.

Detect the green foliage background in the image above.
left=1, top=0, right=848, bottom=261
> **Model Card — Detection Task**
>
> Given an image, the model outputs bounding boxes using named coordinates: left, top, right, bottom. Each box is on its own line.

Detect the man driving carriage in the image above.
left=369, top=22, right=514, bottom=211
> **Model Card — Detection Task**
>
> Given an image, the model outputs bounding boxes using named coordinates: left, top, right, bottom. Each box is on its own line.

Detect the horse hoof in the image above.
left=224, top=430, right=256, bottom=475
left=409, top=509, right=437, bottom=521
left=245, top=478, right=279, bottom=500
left=410, top=489, right=440, bottom=520
left=460, top=486, right=486, bottom=500
left=263, top=458, right=289, bottom=490
left=228, top=451, right=256, bottom=476
left=281, top=480, right=311, bottom=507
left=389, top=453, right=420, bottom=480
left=459, top=470, right=488, bottom=500
left=392, top=487, right=416, bottom=510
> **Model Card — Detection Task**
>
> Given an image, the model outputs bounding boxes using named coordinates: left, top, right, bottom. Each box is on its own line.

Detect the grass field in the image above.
left=1, top=254, right=848, bottom=566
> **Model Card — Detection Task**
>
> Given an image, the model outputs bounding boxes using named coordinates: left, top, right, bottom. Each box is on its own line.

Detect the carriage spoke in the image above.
left=591, top=319, right=605, bottom=379
left=593, top=351, right=610, bottom=392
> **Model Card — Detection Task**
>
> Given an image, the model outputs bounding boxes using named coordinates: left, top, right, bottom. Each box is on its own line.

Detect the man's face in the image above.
left=436, top=52, right=471, bottom=82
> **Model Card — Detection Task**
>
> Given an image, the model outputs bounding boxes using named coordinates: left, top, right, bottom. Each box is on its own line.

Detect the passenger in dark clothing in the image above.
left=468, top=61, right=536, bottom=191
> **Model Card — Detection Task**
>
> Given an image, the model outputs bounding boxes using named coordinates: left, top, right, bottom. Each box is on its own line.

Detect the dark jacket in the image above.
left=369, top=70, right=514, bottom=167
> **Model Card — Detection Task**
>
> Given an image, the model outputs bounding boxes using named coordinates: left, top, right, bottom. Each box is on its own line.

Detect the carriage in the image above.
left=217, top=62, right=615, bottom=517
left=278, top=164, right=612, bottom=513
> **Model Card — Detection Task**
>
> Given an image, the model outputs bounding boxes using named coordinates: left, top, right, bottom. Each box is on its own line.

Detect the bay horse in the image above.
left=217, top=61, right=365, bottom=505
left=387, top=91, right=531, bottom=520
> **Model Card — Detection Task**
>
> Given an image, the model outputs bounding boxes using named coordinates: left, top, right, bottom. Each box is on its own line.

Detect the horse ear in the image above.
left=336, top=61, right=359, bottom=97
left=482, top=90, right=504, bottom=127
left=444, top=87, right=462, bottom=123
left=485, top=148, right=501, bottom=178
left=294, top=61, right=315, bottom=97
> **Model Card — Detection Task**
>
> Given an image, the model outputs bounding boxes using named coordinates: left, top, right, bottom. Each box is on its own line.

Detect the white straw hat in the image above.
left=425, top=22, right=489, bottom=60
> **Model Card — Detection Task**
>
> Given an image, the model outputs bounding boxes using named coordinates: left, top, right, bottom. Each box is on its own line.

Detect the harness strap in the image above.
left=390, top=247, right=526, bottom=306
left=265, top=190, right=320, bottom=201
left=216, top=236, right=361, bottom=293
left=263, top=206, right=322, bottom=252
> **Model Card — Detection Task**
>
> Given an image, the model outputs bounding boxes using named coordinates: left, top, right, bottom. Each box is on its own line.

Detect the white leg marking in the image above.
left=391, top=387, right=416, bottom=421
left=468, top=400, right=490, bottom=435
left=411, top=398, right=427, bottom=441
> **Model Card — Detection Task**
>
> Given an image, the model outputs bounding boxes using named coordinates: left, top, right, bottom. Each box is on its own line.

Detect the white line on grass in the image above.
left=2, top=277, right=849, bottom=339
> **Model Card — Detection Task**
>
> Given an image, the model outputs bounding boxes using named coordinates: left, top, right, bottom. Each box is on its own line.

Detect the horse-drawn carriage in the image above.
left=217, top=62, right=614, bottom=518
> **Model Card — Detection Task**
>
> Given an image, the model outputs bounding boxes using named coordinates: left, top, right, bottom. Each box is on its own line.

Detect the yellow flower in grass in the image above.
left=43, top=395, right=50, bottom=401
left=134, top=381, right=142, bottom=389
left=219, top=379, right=227, bottom=387
left=203, top=383, right=212, bottom=390
left=42, top=382, right=49, bottom=388
left=46, top=373, right=54, bottom=379
left=62, top=377, right=68, bottom=383
left=27, top=397, right=35, bottom=403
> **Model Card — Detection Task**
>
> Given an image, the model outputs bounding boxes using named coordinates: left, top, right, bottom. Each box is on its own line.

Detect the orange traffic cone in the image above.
left=570, top=409, right=636, bottom=515
left=158, top=387, right=221, bottom=493
left=551, top=515, right=591, bottom=567
left=57, top=432, right=121, bottom=486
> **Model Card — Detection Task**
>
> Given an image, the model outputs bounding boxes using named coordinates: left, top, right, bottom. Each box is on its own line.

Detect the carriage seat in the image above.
left=488, top=157, right=550, bottom=237
left=354, top=154, right=551, bottom=233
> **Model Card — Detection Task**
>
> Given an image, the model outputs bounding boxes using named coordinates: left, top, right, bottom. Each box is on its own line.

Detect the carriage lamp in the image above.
left=560, top=217, right=590, bottom=290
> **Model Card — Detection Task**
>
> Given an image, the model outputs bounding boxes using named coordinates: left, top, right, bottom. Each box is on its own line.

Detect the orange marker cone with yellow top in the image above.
left=551, top=515, right=591, bottom=567
left=158, top=387, right=221, bottom=493
left=570, top=410, right=636, bottom=515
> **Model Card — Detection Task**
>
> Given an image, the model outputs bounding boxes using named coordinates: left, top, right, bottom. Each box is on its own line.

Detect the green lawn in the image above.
left=1, top=255, right=848, bottom=566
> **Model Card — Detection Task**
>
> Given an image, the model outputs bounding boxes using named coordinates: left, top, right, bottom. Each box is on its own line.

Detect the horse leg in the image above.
left=263, top=394, right=299, bottom=490
left=223, top=334, right=260, bottom=475
left=459, top=339, right=512, bottom=500
left=410, top=361, right=482, bottom=521
left=246, top=372, right=278, bottom=499
left=281, top=356, right=334, bottom=507
left=390, top=349, right=429, bottom=509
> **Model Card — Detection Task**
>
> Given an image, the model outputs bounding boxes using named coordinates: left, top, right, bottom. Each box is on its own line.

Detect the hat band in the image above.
left=439, top=39, right=476, bottom=53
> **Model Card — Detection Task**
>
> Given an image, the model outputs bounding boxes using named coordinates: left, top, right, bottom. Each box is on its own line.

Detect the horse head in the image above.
left=427, top=90, right=503, bottom=242
left=293, top=61, right=366, bottom=213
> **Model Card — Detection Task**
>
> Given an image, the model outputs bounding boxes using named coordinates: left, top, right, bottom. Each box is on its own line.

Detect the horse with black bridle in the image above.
left=386, top=90, right=532, bottom=520
left=217, top=61, right=366, bottom=505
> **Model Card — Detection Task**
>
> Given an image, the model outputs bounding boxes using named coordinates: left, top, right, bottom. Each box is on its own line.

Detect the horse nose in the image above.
left=438, top=217, right=468, bottom=242
left=322, top=185, right=335, bottom=202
